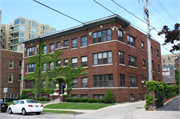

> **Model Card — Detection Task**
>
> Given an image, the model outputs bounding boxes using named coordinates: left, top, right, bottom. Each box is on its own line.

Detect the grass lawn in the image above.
left=38, top=101, right=50, bottom=104
left=44, top=102, right=114, bottom=110
left=43, top=110, right=79, bottom=114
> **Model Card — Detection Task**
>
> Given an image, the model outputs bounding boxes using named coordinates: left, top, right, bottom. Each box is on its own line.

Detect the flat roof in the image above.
left=23, top=14, right=130, bottom=44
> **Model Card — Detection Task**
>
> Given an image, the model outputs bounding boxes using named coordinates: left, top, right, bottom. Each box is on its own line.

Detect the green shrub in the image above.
left=88, top=98, right=97, bottom=103
left=45, top=98, right=50, bottom=101
left=72, top=98, right=80, bottom=102
left=66, top=98, right=72, bottom=102
left=20, top=90, right=28, bottom=99
left=80, top=98, right=88, bottom=102
left=170, top=92, right=177, bottom=97
left=63, top=94, right=68, bottom=98
left=97, top=99, right=103, bottom=103
left=103, top=88, right=114, bottom=103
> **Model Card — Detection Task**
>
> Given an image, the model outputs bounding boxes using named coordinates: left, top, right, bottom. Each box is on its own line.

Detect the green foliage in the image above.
left=80, top=98, right=88, bottom=102
left=97, top=99, right=103, bottom=103
left=88, top=99, right=97, bottom=103
left=20, top=89, right=30, bottom=99
left=175, top=69, right=179, bottom=84
left=65, top=98, right=72, bottom=102
left=103, top=88, right=114, bottom=103
left=71, top=98, right=80, bottom=102
left=37, top=97, right=50, bottom=101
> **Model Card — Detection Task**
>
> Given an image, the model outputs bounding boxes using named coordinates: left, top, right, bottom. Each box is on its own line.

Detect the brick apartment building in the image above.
left=23, top=15, right=162, bottom=102
left=0, top=49, right=23, bottom=100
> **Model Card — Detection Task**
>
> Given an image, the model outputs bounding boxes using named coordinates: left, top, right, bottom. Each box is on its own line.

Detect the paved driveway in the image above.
left=157, top=97, right=180, bottom=111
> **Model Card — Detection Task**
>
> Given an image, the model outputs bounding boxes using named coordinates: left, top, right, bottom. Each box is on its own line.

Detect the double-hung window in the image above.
left=73, top=78, right=78, bottom=88
left=118, top=30, right=123, bottom=42
left=157, top=50, right=159, bottom=57
left=81, top=56, right=87, bottom=67
left=93, top=29, right=111, bottom=43
left=127, top=35, right=136, bottom=47
left=42, top=80, right=46, bottom=88
left=64, top=59, right=68, bottom=66
left=43, top=46, right=47, bottom=54
left=8, top=74, right=13, bottom=82
left=158, top=64, right=160, bottom=72
left=50, top=62, right=54, bottom=70
left=72, top=38, right=77, bottom=48
left=27, top=47, right=37, bottom=56
left=93, top=51, right=112, bottom=65
left=57, top=42, right=61, bottom=48
left=9, top=61, right=13, bottom=68
left=57, top=60, right=61, bottom=67
left=128, top=55, right=137, bottom=67
left=18, top=74, right=21, bottom=81
left=129, top=76, right=137, bottom=87
left=50, top=44, right=54, bottom=53
left=143, top=60, right=145, bottom=67
left=81, top=36, right=87, bottom=46
left=25, top=80, right=35, bottom=89
left=120, top=74, right=125, bottom=87
left=142, top=42, right=144, bottom=49
left=119, top=51, right=124, bottom=64
left=43, top=63, right=47, bottom=71
left=64, top=40, right=69, bottom=47
left=94, top=74, right=113, bottom=87
left=26, top=64, right=36, bottom=72
left=81, top=77, right=88, bottom=87
left=72, top=58, right=77, bottom=68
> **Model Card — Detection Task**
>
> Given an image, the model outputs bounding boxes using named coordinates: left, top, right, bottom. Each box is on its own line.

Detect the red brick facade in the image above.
left=0, top=49, right=23, bottom=99
left=23, top=15, right=162, bottom=102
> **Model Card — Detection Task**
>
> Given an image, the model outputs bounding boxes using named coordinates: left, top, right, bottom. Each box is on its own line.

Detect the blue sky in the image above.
left=0, top=0, right=179, bottom=55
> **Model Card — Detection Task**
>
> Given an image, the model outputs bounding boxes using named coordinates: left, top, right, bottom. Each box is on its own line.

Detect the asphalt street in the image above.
left=157, top=97, right=180, bottom=111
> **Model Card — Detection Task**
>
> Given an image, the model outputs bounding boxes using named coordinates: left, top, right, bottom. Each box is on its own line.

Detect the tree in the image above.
left=175, top=69, right=179, bottom=85
left=103, top=88, right=114, bottom=103
left=158, top=23, right=180, bottom=52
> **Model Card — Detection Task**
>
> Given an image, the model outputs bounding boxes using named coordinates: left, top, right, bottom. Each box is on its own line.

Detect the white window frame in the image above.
left=9, top=61, right=13, bottom=69
left=8, top=74, right=13, bottom=83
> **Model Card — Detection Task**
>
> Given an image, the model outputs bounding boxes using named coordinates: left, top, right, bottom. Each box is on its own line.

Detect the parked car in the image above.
left=0, top=101, right=8, bottom=112
left=8, top=99, right=43, bottom=115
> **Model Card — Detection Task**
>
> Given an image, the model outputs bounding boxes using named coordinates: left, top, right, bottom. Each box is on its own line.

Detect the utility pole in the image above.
left=144, top=0, right=152, bottom=81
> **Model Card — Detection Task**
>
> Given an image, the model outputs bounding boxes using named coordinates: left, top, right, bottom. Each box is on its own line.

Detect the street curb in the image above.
left=164, top=96, right=180, bottom=105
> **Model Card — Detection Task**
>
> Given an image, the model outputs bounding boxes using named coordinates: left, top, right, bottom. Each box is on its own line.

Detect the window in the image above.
left=42, top=80, right=46, bottom=88
left=120, top=74, right=125, bottom=87
left=50, top=44, right=54, bottom=53
left=20, top=25, right=25, bottom=31
left=81, top=36, right=87, bottom=46
left=93, top=29, right=111, bottom=43
left=157, top=50, right=159, bottom=57
left=9, top=61, right=13, bottom=68
left=64, top=59, right=68, bottom=66
left=81, top=94, right=87, bottom=98
left=128, top=55, right=137, bottom=67
left=81, top=56, right=87, bottom=67
left=13, top=38, right=18, bottom=44
left=12, top=94, right=14, bottom=98
left=93, top=51, right=112, bottom=65
left=21, top=18, right=25, bottom=24
left=64, top=40, right=69, bottom=47
left=152, top=60, right=154, bottom=71
left=25, top=80, right=35, bottom=89
left=168, top=56, right=171, bottom=60
left=158, top=64, right=160, bottom=72
left=151, top=47, right=153, bottom=55
left=14, top=18, right=20, bottom=25
left=43, top=46, right=47, bottom=54
left=143, top=78, right=146, bottom=86
left=52, top=29, right=56, bottom=33
left=26, top=64, right=36, bottom=72
left=29, top=34, right=35, bottom=38
left=27, top=46, right=37, bottom=56
left=118, top=30, right=123, bottom=42
left=72, top=58, right=77, bottom=68
left=127, top=35, right=136, bottom=47
left=20, top=31, right=24, bottom=37
left=81, top=77, right=88, bottom=87
left=13, top=32, right=19, bottom=38
left=28, top=95, right=34, bottom=98
left=43, top=63, right=47, bottom=71
left=72, top=38, right=77, bottom=48
left=138, top=94, right=141, bottom=100
left=19, top=61, right=22, bottom=67
left=42, top=94, right=46, bottom=98
left=8, top=74, right=13, bottom=82
left=129, top=76, right=137, bottom=87
left=29, top=27, right=36, bottom=33
left=8, top=94, right=11, bottom=98
left=50, top=62, right=54, bottom=70
left=32, top=21, right=36, bottom=27
left=49, top=80, right=53, bottom=88
left=45, top=26, right=49, bottom=31
left=15, top=94, right=18, bottom=98
left=119, top=51, right=124, bottom=64
left=57, top=60, right=61, bottom=67
left=73, top=78, right=78, bottom=88
left=13, top=45, right=18, bottom=51
left=14, top=25, right=19, bottom=31
left=57, top=42, right=61, bottom=48
left=71, top=94, right=77, bottom=98
left=143, top=60, right=145, bottom=67
left=18, top=74, right=21, bottom=81
left=94, top=95, right=103, bottom=99
left=141, top=42, right=144, bottom=49
left=94, top=74, right=113, bottom=87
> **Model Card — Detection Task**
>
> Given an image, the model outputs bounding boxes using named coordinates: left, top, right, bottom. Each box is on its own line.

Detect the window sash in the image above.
left=127, top=35, right=136, bottom=47
left=57, top=42, right=61, bottom=48
left=43, top=46, right=47, bottom=54
left=81, top=77, right=88, bottom=87
left=129, top=76, right=137, bottom=87
left=128, top=55, right=137, bottom=67
left=50, top=62, right=54, bottom=70
left=50, top=44, right=54, bottom=53
left=118, top=30, right=123, bottom=42
left=73, top=79, right=78, bottom=88
left=81, top=36, right=87, bottom=46
left=120, top=74, right=125, bottom=87
left=72, top=39, right=77, bottom=48
left=94, top=51, right=112, bottom=65
left=119, top=52, right=124, bottom=64
left=64, top=40, right=69, bottom=46
left=94, top=74, right=113, bottom=87
left=93, top=29, right=111, bottom=43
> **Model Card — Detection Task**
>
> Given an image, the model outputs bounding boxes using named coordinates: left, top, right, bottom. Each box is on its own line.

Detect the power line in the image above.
left=94, top=0, right=174, bottom=55
left=33, top=0, right=85, bottom=25
left=155, top=0, right=177, bottom=23
left=149, top=3, right=173, bottom=27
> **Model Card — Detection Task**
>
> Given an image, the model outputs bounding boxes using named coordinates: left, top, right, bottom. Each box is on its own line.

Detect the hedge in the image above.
left=88, top=98, right=97, bottom=103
